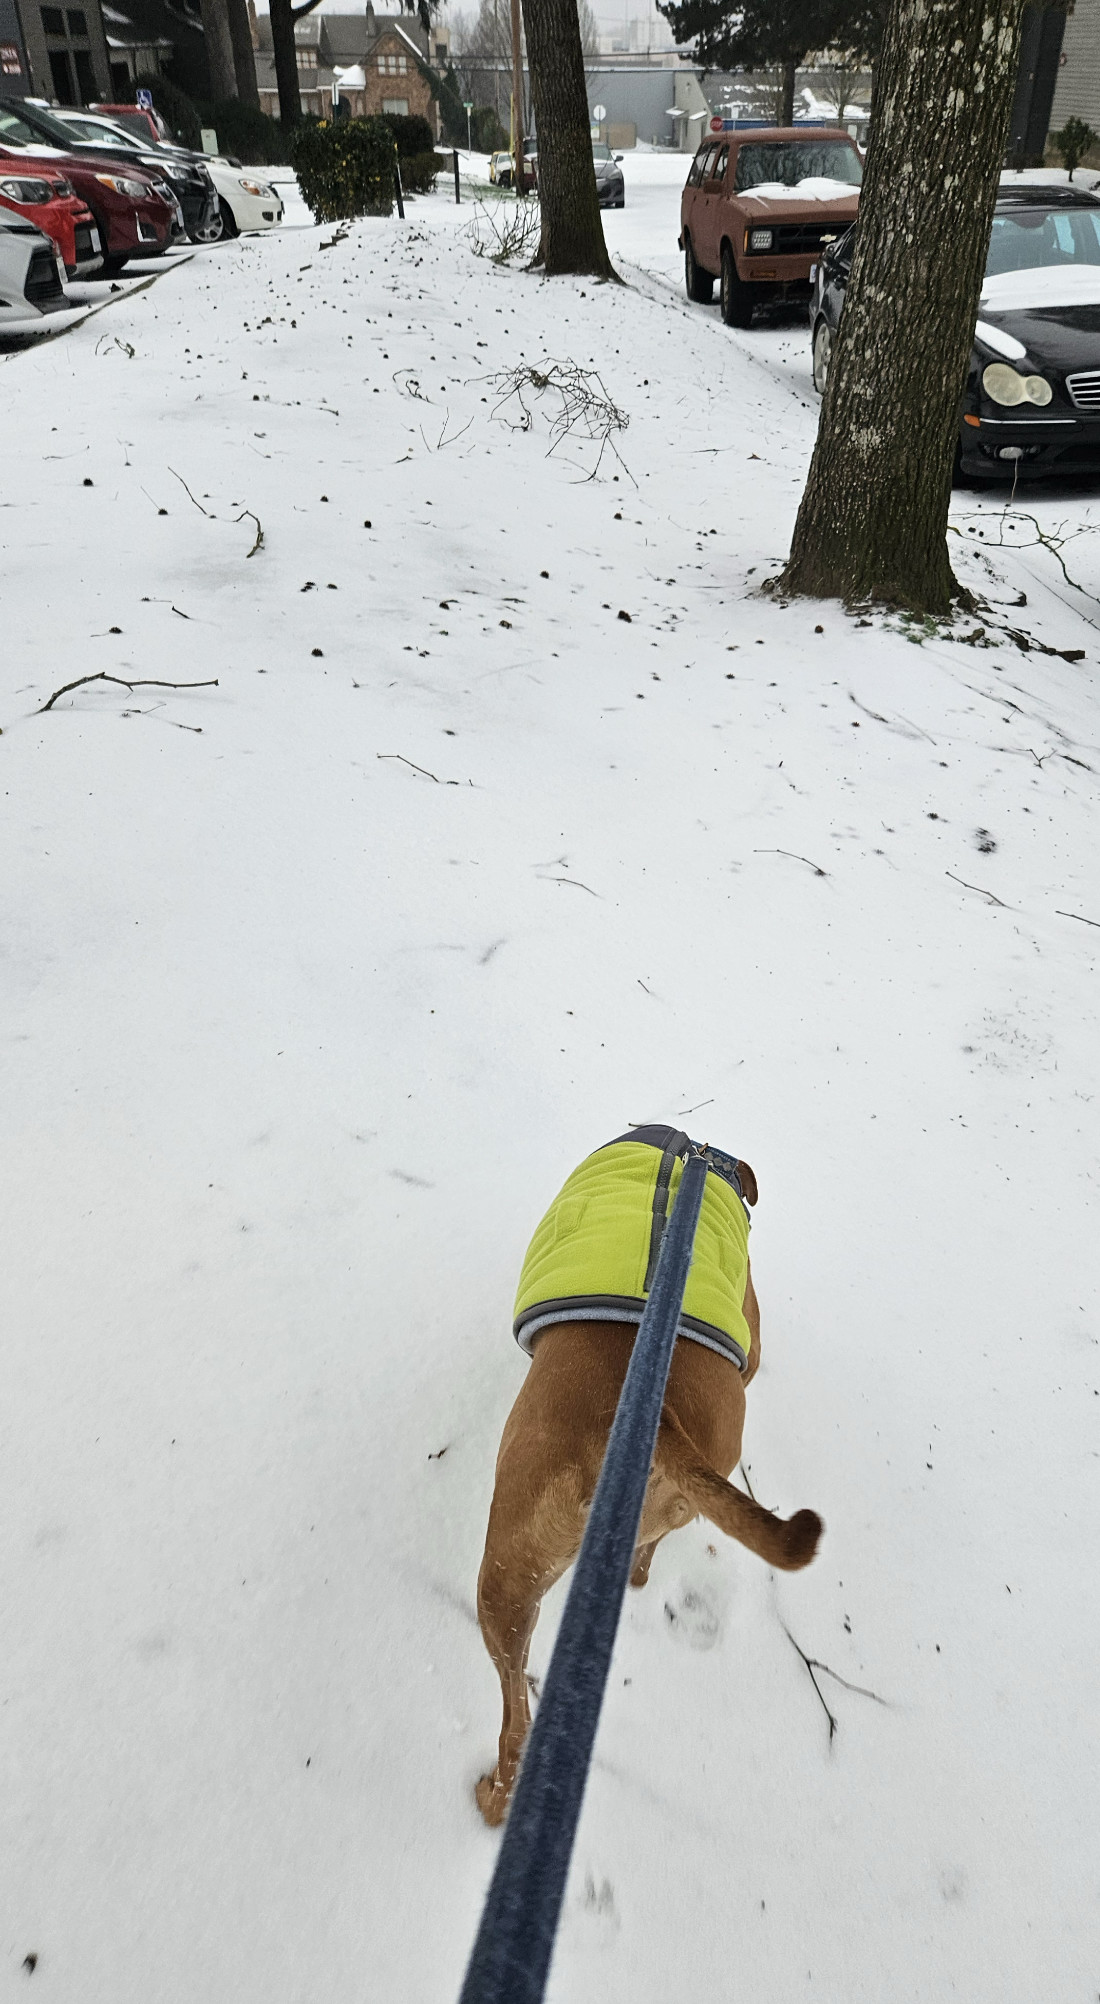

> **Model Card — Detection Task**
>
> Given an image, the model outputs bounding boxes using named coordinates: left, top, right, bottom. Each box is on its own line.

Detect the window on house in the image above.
left=435, top=41, right=445, bottom=57
left=41, top=0, right=95, bottom=103
left=378, top=52, right=407, bottom=73
left=48, top=46, right=74, bottom=98
left=382, top=96, right=408, bottom=114
left=296, top=47, right=316, bottom=67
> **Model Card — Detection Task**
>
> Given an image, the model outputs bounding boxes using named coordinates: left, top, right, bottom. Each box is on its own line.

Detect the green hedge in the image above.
left=199, top=99, right=293, bottom=166
left=289, top=117, right=395, bottom=221
left=399, top=149, right=440, bottom=194
left=384, top=112, right=434, bottom=160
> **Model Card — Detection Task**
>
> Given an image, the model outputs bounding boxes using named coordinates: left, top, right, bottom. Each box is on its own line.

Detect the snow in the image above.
left=973, top=318, right=1028, bottom=360
left=3, top=155, right=1099, bottom=2004
left=741, top=177, right=861, bottom=202
left=980, top=263, right=1100, bottom=312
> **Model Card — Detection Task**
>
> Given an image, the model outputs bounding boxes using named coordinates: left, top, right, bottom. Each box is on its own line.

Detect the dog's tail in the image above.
left=658, top=1411, right=822, bottom=1571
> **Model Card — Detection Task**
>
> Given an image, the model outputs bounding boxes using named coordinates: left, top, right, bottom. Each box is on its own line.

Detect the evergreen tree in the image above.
left=659, top=0, right=884, bottom=123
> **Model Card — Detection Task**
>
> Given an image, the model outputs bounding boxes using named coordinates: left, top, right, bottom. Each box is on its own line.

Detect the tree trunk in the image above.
left=200, top=0, right=238, bottom=100
left=778, top=57, right=796, bottom=125
left=521, top=0, right=616, bottom=277
left=227, top=0, right=260, bottom=107
left=269, top=0, right=302, bottom=125
left=779, top=0, right=1026, bottom=613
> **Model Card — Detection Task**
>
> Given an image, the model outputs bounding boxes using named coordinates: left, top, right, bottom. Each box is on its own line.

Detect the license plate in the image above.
left=88, top=226, right=100, bottom=253
left=56, top=254, right=67, bottom=287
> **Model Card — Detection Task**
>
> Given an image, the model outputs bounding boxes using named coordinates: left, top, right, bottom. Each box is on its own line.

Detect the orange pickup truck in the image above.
left=679, top=124, right=862, bottom=327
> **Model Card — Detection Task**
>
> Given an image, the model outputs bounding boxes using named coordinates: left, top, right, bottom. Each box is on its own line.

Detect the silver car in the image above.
left=0, top=208, right=69, bottom=329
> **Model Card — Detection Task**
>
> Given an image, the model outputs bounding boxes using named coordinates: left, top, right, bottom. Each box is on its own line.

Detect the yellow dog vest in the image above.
left=513, top=1125, right=752, bottom=1371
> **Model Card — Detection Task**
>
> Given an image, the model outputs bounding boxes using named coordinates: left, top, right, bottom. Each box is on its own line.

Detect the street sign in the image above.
left=464, top=99, right=473, bottom=111
left=709, top=114, right=724, bottom=131
left=592, top=103, right=607, bottom=121
left=136, top=86, right=153, bottom=109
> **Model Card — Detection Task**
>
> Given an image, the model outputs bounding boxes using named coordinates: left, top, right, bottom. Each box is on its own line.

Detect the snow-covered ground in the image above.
left=3, top=167, right=1099, bottom=2004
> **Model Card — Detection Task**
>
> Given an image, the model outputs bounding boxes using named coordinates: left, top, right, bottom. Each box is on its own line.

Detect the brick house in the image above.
left=254, top=5, right=449, bottom=135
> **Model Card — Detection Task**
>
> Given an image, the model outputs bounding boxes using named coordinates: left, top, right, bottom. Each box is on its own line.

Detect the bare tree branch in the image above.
left=38, top=673, right=218, bottom=714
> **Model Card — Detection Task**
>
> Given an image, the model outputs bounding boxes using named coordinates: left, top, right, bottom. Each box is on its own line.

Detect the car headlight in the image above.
left=749, top=227, right=774, bottom=251
left=981, top=363, right=1053, bottom=407
left=95, top=173, right=151, bottom=199
left=238, top=178, right=274, bottom=197
left=0, top=176, right=59, bottom=202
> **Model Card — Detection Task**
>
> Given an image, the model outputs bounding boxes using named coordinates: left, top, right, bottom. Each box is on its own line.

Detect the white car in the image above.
left=0, top=208, right=72, bottom=331
left=203, top=159, right=284, bottom=238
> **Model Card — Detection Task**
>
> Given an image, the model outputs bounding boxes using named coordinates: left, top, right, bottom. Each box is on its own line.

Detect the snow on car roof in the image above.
left=741, top=177, right=860, bottom=202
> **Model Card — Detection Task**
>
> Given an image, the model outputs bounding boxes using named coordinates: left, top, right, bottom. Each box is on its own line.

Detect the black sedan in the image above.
left=0, top=96, right=219, bottom=244
left=809, top=184, right=1100, bottom=481
left=592, top=143, right=624, bottom=210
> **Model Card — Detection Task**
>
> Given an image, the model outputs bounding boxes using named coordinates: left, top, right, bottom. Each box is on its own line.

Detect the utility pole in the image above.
left=510, top=0, right=524, bottom=194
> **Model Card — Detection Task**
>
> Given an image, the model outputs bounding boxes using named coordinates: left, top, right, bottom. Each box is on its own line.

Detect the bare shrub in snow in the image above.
left=486, top=360, right=630, bottom=478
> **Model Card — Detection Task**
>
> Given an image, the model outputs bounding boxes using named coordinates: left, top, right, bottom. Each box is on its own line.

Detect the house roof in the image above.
left=256, top=11, right=431, bottom=59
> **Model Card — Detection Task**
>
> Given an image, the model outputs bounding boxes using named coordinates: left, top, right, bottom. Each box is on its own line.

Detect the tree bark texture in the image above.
left=269, top=0, right=302, bottom=124
left=777, top=57, right=797, bottom=124
left=227, top=0, right=260, bottom=106
left=522, top=0, right=616, bottom=277
left=780, top=0, right=1027, bottom=612
left=200, top=0, right=239, bottom=100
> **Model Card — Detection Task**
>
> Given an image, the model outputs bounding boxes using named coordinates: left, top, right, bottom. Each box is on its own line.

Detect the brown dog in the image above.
left=475, top=1155, right=823, bottom=1827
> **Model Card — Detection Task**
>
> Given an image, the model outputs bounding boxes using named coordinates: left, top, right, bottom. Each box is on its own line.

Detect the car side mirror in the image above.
left=614, top=153, right=623, bottom=161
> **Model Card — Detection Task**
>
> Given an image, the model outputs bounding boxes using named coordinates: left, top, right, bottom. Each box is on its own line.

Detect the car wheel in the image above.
left=100, top=253, right=130, bottom=277
left=720, top=243, right=753, bottom=328
left=812, top=318, right=833, bottom=394
left=190, top=211, right=224, bottom=245
left=684, top=236, right=713, bottom=304
left=218, top=197, right=240, bottom=240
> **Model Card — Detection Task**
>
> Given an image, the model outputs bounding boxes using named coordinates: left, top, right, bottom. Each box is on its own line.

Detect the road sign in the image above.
left=592, top=103, right=607, bottom=121
left=464, top=99, right=473, bottom=110
left=136, top=86, right=153, bottom=109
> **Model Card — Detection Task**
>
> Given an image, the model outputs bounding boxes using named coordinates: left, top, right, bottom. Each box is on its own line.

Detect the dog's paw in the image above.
left=475, top=1771, right=510, bottom=1828
left=662, top=1581, right=722, bottom=1650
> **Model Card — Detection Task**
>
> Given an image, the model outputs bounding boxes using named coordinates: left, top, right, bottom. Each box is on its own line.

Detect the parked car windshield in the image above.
left=0, top=107, right=39, bottom=145
left=96, top=109, right=156, bottom=140
left=735, top=141, right=862, bottom=191
left=986, top=205, right=1100, bottom=274
left=592, top=144, right=613, bottom=161
left=47, top=111, right=143, bottom=149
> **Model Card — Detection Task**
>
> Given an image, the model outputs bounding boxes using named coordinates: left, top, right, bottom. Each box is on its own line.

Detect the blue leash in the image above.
left=458, top=1146, right=710, bottom=2004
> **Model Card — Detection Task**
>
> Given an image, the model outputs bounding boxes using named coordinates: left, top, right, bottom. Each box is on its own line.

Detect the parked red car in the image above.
left=0, top=158, right=102, bottom=276
left=680, top=123, right=862, bottom=327
left=90, top=103, right=173, bottom=146
left=0, top=107, right=181, bottom=274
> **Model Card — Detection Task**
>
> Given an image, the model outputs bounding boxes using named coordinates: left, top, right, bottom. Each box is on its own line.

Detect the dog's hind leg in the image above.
left=474, top=1559, right=539, bottom=1827
left=629, top=1535, right=665, bottom=1588
left=474, top=1466, right=586, bottom=1827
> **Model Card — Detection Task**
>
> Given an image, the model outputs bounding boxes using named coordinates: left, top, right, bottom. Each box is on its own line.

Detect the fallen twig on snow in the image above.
left=376, top=752, right=469, bottom=788
left=485, top=359, right=630, bottom=481
left=779, top=1619, right=889, bottom=1746
left=1056, top=908, right=1100, bottom=929
left=169, top=467, right=210, bottom=515
left=37, top=672, right=218, bottom=713
left=945, top=869, right=1008, bottom=908
left=235, top=509, right=264, bottom=558
left=168, top=470, right=263, bottom=555
left=753, top=848, right=828, bottom=877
